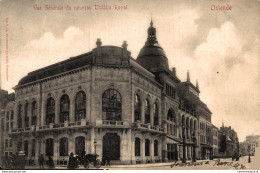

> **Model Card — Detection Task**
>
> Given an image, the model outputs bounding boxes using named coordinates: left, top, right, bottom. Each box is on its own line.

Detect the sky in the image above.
left=0, top=0, right=259, bottom=141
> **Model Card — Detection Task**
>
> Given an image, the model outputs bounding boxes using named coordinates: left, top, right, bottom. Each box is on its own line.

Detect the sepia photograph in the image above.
left=0, top=0, right=259, bottom=172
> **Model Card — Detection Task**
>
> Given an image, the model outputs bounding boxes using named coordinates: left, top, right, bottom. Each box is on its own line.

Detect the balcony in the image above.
left=96, top=119, right=130, bottom=128
left=132, top=121, right=165, bottom=134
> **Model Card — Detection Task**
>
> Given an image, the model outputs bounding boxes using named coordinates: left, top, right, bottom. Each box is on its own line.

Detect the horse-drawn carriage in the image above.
left=76, top=154, right=101, bottom=169
left=3, top=151, right=26, bottom=169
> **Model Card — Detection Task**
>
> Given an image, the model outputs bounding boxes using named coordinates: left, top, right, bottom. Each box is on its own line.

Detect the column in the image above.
left=35, top=138, right=39, bottom=165
left=85, top=134, right=91, bottom=154
left=28, top=139, right=32, bottom=159
left=90, top=127, right=95, bottom=154
left=131, top=137, right=135, bottom=164
left=55, top=100, right=59, bottom=124
left=28, top=103, right=32, bottom=127
left=151, top=139, right=154, bottom=162
left=150, top=105, right=154, bottom=126
left=68, top=134, right=74, bottom=154
left=141, top=103, right=145, bottom=123
left=53, top=137, right=59, bottom=164
left=141, top=139, right=145, bottom=163
left=70, top=99, right=75, bottom=122
left=185, top=146, right=188, bottom=159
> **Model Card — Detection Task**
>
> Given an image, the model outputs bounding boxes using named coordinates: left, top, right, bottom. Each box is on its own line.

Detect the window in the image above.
left=32, top=139, right=35, bottom=156
left=11, top=110, right=14, bottom=120
left=9, top=139, right=13, bottom=148
left=75, top=136, right=85, bottom=155
left=59, top=137, right=68, bottom=156
left=166, top=83, right=176, bottom=99
left=145, top=139, right=150, bottom=156
left=5, top=139, right=8, bottom=148
left=32, top=101, right=37, bottom=125
left=60, top=94, right=70, bottom=123
left=46, top=138, right=54, bottom=156
left=18, top=104, right=22, bottom=128
left=24, top=140, right=28, bottom=156
left=167, top=109, right=175, bottom=122
left=154, top=140, right=158, bottom=156
left=134, top=95, right=141, bottom=122
left=6, top=122, right=9, bottom=132
left=46, top=97, right=55, bottom=125
left=145, top=99, right=150, bottom=124
left=6, top=112, right=9, bottom=121
left=25, top=103, right=29, bottom=128
left=153, top=103, right=159, bottom=126
left=75, top=91, right=86, bottom=121
left=135, top=138, right=141, bottom=156
left=102, top=89, right=122, bottom=121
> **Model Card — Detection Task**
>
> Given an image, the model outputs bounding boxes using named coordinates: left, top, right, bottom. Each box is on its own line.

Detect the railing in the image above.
left=25, top=127, right=31, bottom=131
left=102, top=120, right=124, bottom=126
left=68, top=122, right=75, bottom=126
left=140, top=123, right=148, bottom=128
left=76, top=121, right=81, bottom=125
left=159, top=127, right=165, bottom=132
left=18, top=128, right=25, bottom=132
left=151, top=126, right=157, bottom=130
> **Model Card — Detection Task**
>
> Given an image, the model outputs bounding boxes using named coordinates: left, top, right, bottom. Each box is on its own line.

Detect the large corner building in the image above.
left=1, top=21, right=214, bottom=165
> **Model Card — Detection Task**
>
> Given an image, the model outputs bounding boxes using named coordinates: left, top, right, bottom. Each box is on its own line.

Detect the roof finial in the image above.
left=196, top=79, right=199, bottom=89
left=150, top=18, right=153, bottom=27
left=222, top=119, right=224, bottom=128
left=187, top=70, right=190, bottom=83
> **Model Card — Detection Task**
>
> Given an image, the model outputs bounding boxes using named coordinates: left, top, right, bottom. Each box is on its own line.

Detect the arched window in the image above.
left=46, top=97, right=55, bottom=125
left=11, top=110, right=14, bottom=120
left=75, top=91, right=86, bottom=121
left=60, top=94, right=70, bottom=123
left=102, top=89, right=122, bottom=121
left=154, top=140, right=158, bottom=156
left=5, top=139, right=8, bottom=148
left=135, top=137, right=141, bottom=156
left=46, top=138, right=54, bottom=156
left=59, top=137, right=68, bottom=156
left=32, top=139, right=35, bottom=156
left=145, top=99, right=150, bottom=124
left=32, top=101, right=37, bottom=125
left=134, top=94, right=141, bottom=122
left=9, top=139, right=13, bottom=148
left=18, top=104, right=22, bottom=128
left=24, top=140, right=28, bottom=156
left=24, top=103, right=29, bottom=127
left=75, top=136, right=85, bottom=155
left=145, top=139, right=150, bottom=156
left=167, top=109, right=175, bottom=122
left=153, top=103, right=159, bottom=126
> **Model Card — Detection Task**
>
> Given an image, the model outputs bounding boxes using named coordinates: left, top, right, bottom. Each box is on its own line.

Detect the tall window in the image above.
left=75, top=136, right=85, bottom=155
left=32, top=101, right=37, bottom=125
left=9, top=139, right=13, bottom=148
left=32, top=139, right=35, bottom=156
left=60, top=95, right=70, bottom=123
left=153, top=103, right=159, bottom=126
left=18, top=104, right=22, bottom=128
left=59, top=137, right=68, bottom=156
left=167, top=109, right=175, bottom=122
left=5, top=139, right=8, bottom=148
left=75, top=91, right=86, bottom=121
left=134, top=95, right=141, bottom=122
left=145, top=99, right=150, bottom=124
left=102, top=89, right=122, bottom=121
left=46, top=97, right=55, bottom=125
left=46, top=138, right=54, bottom=156
left=24, top=140, right=28, bottom=156
left=154, top=140, right=158, bottom=156
left=135, top=137, right=141, bottom=156
left=25, top=103, right=29, bottom=128
left=145, top=139, right=150, bottom=156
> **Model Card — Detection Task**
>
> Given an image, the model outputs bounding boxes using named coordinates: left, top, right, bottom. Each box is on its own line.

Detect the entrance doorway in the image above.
left=103, top=133, right=120, bottom=161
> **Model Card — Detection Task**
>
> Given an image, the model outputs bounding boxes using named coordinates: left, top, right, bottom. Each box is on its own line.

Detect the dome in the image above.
left=136, top=20, right=169, bottom=73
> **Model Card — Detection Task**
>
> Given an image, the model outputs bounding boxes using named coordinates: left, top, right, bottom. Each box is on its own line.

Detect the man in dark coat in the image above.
left=47, top=156, right=55, bottom=169
left=39, top=154, right=45, bottom=169
left=67, top=152, right=77, bottom=169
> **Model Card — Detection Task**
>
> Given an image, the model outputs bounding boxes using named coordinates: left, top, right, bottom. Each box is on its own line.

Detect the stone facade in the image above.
left=1, top=21, right=215, bottom=165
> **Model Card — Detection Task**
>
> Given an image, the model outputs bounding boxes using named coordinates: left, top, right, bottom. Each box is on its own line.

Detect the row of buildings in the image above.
left=0, top=21, right=240, bottom=166
left=239, top=135, right=260, bottom=156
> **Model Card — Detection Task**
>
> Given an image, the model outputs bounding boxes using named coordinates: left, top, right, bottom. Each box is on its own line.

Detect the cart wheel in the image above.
left=94, top=159, right=101, bottom=169
left=84, top=159, right=90, bottom=169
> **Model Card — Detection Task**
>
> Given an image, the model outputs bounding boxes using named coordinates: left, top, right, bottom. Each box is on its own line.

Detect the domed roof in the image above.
left=136, top=20, right=169, bottom=73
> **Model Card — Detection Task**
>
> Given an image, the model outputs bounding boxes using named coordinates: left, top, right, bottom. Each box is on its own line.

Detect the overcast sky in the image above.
left=0, top=0, right=259, bottom=141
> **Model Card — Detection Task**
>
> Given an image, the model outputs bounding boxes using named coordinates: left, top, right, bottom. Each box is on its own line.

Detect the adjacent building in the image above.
left=1, top=21, right=215, bottom=165
left=240, top=135, right=260, bottom=156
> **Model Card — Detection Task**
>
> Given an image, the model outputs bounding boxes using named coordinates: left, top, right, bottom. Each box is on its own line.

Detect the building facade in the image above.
left=1, top=21, right=214, bottom=165
left=240, top=135, right=260, bottom=156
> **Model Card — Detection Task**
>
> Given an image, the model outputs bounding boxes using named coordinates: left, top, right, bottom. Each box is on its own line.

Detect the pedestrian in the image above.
left=47, top=156, right=55, bottom=169
left=105, top=153, right=111, bottom=167
left=39, top=154, right=45, bottom=169
left=67, top=152, right=77, bottom=169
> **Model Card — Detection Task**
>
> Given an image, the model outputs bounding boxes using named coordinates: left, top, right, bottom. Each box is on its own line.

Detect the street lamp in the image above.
left=248, top=143, right=251, bottom=163
left=94, top=141, right=97, bottom=154
left=192, top=132, right=197, bottom=162
left=182, top=125, right=186, bottom=163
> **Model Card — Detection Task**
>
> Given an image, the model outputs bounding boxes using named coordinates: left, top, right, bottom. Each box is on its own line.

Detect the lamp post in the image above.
left=248, top=144, right=251, bottom=163
left=94, top=141, right=97, bottom=154
left=192, top=132, right=197, bottom=162
left=182, top=125, right=186, bottom=163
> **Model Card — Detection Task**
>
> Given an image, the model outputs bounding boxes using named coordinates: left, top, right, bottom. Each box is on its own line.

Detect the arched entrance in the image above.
left=103, top=133, right=120, bottom=161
